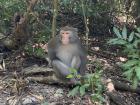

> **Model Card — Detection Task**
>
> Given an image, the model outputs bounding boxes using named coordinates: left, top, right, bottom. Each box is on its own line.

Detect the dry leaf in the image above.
left=107, top=82, right=115, bottom=92
left=29, top=93, right=44, bottom=101
left=0, top=64, right=3, bottom=70
left=2, top=60, right=5, bottom=70
left=119, top=57, right=127, bottom=62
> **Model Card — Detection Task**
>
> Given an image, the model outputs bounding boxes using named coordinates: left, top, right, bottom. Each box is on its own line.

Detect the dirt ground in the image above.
left=0, top=36, right=140, bottom=105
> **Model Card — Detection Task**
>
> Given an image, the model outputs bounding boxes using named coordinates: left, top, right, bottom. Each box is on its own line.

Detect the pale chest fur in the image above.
left=56, top=44, right=79, bottom=65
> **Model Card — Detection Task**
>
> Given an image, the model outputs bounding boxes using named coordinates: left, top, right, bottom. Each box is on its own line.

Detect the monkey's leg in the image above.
left=52, top=60, right=77, bottom=83
left=52, top=60, right=72, bottom=75
left=71, top=56, right=81, bottom=69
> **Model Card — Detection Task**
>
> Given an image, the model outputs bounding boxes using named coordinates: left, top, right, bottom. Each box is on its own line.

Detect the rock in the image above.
left=54, top=89, right=64, bottom=98
left=0, top=33, right=5, bottom=39
left=22, top=95, right=38, bottom=105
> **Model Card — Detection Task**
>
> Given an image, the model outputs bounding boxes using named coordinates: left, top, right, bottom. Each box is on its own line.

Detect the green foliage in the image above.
left=68, top=86, right=80, bottom=96
left=67, top=68, right=81, bottom=79
left=41, top=102, right=49, bottom=105
left=84, top=66, right=104, bottom=104
left=68, top=84, right=90, bottom=97
left=24, top=43, right=46, bottom=58
left=108, top=26, right=140, bottom=88
left=113, top=27, right=122, bottom=38
left=68, top=61, right=104, bottom=104
left=59, top=0, right=112, bottom=17
left=122, top=59, right=140, bottom=88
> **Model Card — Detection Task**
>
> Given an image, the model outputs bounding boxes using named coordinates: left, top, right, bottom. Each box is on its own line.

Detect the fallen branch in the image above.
left=106, top=92, right=127, bottom=105
left=23, top=65, right=54, bottom=77
left=112, top=80, right=140, bottom=94
left=26, top=76, right=60, bottom=84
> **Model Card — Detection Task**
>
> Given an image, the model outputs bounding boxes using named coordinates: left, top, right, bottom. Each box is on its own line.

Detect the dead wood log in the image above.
left=112, top=80, right=140, bottom=94
left=105, top=79, right=139, bottom=105
left=106, top=92, right=127, bottom=105
left=26, top=76, right=60, bottom=84
left=23, top=65, right=63, bottom=84
left=105, top=79, right=127, bottom=105
left=23, top=65, right=54, bottom=77
left=1, top=0, right=38, bottom=50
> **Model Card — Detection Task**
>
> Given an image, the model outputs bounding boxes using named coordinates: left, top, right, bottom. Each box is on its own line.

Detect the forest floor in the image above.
left=0, top=36, right=140, bottom=105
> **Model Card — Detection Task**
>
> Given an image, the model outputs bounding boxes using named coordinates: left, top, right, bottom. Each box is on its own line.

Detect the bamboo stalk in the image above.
left=81, top=0, right=89, bottom=50
left=51, top=0, right=58, bottom=38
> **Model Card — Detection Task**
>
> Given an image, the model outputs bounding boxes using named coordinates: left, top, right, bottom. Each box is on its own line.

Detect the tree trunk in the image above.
left=135, top=0, right=140, bottom=26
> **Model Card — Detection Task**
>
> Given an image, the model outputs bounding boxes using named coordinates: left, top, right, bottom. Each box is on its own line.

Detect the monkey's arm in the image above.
left=47, top=37, right=58, bottom=61
left=48, top=50, right=56, bottom=60
left=71, top=56, right=81, bottom=70
left=52, top=60, right=71, bottom=75
left=47, top=36, right=60, bottom=60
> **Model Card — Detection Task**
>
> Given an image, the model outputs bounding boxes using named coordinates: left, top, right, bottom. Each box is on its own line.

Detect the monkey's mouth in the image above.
left=62, top=38, right=69, bottom=45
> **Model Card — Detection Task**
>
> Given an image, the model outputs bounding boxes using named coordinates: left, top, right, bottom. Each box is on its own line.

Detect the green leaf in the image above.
left=108, top=38, right=127, bottom=45
left=62, top=0, right=69, bottom=5
left=133, top=40, right=140, bottom=48
left=126, top=44, right=133, bottom=49
left=117, top=39, right=127, bottom=45
left=113, top=27, right=122, bottom=38
left=128, top=32, right=134, bottom=42
left=128, top=53, right=139, bottom=59
left=66, top=74, right=74, bottom=79
left=69, top=68, right=77, bottom=73
left=80, top=86, right=86, bottom=96
left=94, top=74, right=99, bottom=78
left=135, top=33, right=140, bottom=38
left=108, top=38, right=119, bottom=44
left=122, top=26, right=127, bottom=40
left=132, top=76, right=138, bottom=89
left=136, top=27, right=140, bottom=33
left=122, top=60, right=139, bottom=68
left=83, top=84, right=90, bottom=88
left=77, top=74, right=81, bottom=79
left=68, top=86, right=79, bottom=97
left=123, top=69, right=133, bottom=80
left=36, top=48, right=44, bottom=57
left=41, top=102, right=49, bottom=105
left=135, top=67, right=140, bottom=80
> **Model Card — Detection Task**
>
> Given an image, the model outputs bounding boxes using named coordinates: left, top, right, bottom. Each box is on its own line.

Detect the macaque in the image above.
left=48, top=26, right=87, bottom=84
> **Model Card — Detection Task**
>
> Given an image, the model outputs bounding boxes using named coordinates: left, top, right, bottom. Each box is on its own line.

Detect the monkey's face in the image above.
left=60, top=30, right=72, bottom=45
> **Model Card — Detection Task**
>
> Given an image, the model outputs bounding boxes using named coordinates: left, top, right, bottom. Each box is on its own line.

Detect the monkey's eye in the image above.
left=65, top=32, right=69, bottom=34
